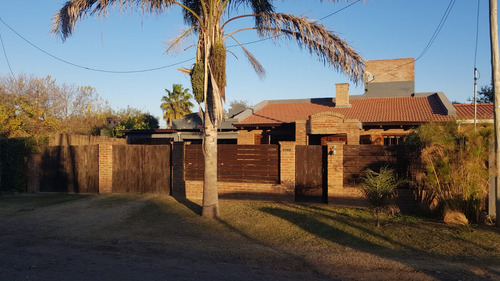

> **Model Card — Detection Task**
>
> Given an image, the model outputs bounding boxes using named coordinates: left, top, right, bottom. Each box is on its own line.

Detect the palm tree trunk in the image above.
left=202, top=103, right=220, bottom=218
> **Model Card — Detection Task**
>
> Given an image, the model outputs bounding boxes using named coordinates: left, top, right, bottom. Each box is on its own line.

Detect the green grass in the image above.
left=1, top=194, right=499, bottom=267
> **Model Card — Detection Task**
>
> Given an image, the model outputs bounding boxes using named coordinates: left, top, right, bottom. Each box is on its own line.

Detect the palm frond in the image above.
left=258, top=13, right=364, bottom=84
left=52, top=0, right=176, bottom=40
left=165, top=26, right=196, bottom=55
left=229, top=35, right=266, bottom=79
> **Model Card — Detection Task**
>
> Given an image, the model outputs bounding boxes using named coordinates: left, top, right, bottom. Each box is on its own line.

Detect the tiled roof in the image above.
left=235, top=95, right=452, bottom=126
left=453, top=103, right=493, bottom=120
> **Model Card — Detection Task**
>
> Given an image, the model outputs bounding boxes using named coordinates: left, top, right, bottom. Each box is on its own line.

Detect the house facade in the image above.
left=233, top=58, right=492, bottom=145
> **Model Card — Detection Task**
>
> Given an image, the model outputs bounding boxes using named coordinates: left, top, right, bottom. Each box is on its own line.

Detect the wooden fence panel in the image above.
left=295, top=145, right=327, bottom=203
left=40, top=145, right=99, bottom=193
left=185, top=144, right=279, bottom=183
left=343, top=145, right=398, bottom=187
left=343, top=145, right=421, bottom=187
left=112, top=145, right=171, bottom=194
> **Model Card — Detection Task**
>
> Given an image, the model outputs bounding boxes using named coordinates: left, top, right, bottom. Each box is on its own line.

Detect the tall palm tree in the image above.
left=52, top=0, right=365, bottom=218
left=161, top=84, right=194, bottom=128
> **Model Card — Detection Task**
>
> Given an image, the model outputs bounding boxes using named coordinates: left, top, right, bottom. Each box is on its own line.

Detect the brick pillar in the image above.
left=279, top=142, right=296, bottom=187
left=172, top=142, right=186, bottom=197
left=98, top=144, right=113, bottom=194
left=327, top=141, right=344, bottom=200
left=295, top=120, right=307, bottom=145
left=26, top=154, right=42, bottom=193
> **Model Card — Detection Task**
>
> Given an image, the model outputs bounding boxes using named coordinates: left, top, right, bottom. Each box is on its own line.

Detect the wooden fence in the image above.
left=343, top=145, right=422, bottom=187
left=112, top=145, right=171, bottom=194
left=40, top=145, right=99, bottom=193
left=184, top=144, right=280, bottom=183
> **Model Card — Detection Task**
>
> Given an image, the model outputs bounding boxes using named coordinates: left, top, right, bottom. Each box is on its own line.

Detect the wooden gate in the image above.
left=295, top=145, right=327, bottom=203
left=112, top=145, right=171, bottom=194
left=40, top=145, right=99, bottom=193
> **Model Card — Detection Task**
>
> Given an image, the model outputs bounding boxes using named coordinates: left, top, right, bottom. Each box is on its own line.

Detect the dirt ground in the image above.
left=0, top=194, right=499, bottom=281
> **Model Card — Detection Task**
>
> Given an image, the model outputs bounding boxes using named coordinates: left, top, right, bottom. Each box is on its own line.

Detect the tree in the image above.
left=161, top=84, right=194, bottom=128
left=52, top=0, right=364, bottom=218
left=477, top=83, right=493, bottom=103
left=0, top=74, right=109, bottom=137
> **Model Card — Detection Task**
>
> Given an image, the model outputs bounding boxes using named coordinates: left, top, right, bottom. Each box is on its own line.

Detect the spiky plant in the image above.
left=361, top=166, right=398, bottom=227
left=52, top=0, right=365, bottom=218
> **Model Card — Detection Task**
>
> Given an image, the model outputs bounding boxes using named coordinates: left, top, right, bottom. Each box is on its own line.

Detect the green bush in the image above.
left=361, top=166, right=398, bottom=227
left=0, top=136, right=47, bottom=194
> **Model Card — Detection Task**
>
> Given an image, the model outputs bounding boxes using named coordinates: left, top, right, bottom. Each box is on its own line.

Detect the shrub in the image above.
left=410, top=122, right=491, bottom=223
left=361, top=166, right=398, bottom=227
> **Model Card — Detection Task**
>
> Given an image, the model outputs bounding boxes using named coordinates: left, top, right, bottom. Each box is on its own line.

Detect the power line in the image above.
left=0, top=2, right=359, bottom=74
left=474, top=0, right=481, bottom=68
left=416, top=0, right=456, bottom=61
left=0, top=31, right=17, bottom=83
left=0, top=17, right=195, bottom=74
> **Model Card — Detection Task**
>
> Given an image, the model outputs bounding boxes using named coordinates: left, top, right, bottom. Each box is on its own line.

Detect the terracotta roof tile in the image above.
left=453, top=103, right=493, bottom=120
left=236, top=96, right=452, bottom=126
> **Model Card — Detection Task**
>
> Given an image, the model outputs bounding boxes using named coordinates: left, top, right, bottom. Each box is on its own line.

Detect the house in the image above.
left=121, top=113, right=241, bottom=144
left=233, top=58, right=493, bottom=145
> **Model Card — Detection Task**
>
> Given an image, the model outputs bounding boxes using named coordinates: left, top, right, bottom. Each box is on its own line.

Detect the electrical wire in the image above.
left=474, top=0, right=481, bottom=68
left=0, top=2, right=359, bottom=74
left=227, top=1, right=360, bottom=48
left=416, top=0, right=456, bottom=61
left=0, top=17, right=195, bottom=74
left=0, top=31, right=17, bottom=84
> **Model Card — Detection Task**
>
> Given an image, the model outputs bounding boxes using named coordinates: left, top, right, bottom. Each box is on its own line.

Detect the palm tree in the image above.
left=52, top=0, right=365, bottom=218
left=161, top=84, right=194, bottom=128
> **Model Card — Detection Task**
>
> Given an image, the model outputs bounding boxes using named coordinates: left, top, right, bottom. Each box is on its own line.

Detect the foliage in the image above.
left=0, top=136, right=48, bottom=194
left=477, top=83, right=493, bottom=103
left=105, top=107, right=160, bottom=137
left=160, top=84, right=194, bottom=128
left=411, top=122, right=492, bottom=222
left=361, top=166, right=399, bottom=227
left=0, top=74, right=110, bottom=138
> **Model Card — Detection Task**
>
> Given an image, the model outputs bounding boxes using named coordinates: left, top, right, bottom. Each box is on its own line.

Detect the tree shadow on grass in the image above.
left=259, top=203, right=499, bottom=281
left=172, top=196, right=202, bottom=215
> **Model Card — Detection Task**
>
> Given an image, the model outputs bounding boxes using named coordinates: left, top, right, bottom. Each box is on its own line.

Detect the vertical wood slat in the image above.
left=112, top=145, right=171, bottom=194
left=184, top=144, right=279, bottom=183
left=40, top=145, right=99, bottom=193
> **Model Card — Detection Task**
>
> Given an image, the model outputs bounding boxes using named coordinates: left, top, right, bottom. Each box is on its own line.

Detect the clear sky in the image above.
left=0, top=0, right=494, bottom=128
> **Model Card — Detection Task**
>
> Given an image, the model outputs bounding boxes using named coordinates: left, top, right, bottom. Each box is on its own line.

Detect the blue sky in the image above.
left=0, top=0, right=494, bottom=128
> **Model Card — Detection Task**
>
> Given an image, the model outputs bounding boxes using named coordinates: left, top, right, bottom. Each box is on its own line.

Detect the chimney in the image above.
left=335, top=83, right=350, bottom=108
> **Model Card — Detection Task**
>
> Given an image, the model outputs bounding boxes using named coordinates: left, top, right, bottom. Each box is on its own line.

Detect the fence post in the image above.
left=171, top=141, right=186, bottom=197
left=279, top=142, right=296, bottom=188
left=326, top=141, right=344, bottom=202
left=98, top=144, right=113, bottom=194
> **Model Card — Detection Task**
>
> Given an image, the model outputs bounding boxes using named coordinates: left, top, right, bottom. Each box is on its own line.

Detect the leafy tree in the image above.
left=227, top=99, right=251, bottom=117
left=104, top=107, right=160, bottom=137
left=161, top=84, right=194, bottom=128
left=0, top=74, right=109, bottom=137
left=477, top=83, right=493, bottom=103
left=53, top=0, right=364, bottom=217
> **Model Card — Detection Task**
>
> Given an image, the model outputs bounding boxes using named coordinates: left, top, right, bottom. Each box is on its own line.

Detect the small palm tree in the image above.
left=161, top=84, right=194, bottom=128
left=361, top=166, right=398, bottom=227
left=52, top=0, right=365, bottom=218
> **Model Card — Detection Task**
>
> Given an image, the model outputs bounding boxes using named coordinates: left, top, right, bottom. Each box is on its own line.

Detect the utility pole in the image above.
left=490, top=0, right=500, bottom=226
left=35, top=90, right=40, bottom=149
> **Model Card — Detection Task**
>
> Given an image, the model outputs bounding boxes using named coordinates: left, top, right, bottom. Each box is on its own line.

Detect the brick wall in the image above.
left=335, top=83, right=350, bottom=107
left=98, top=144, right=113, bottom=194
left=304, top=112, right=360, bottom=145
left=279, top=141, right=296, bottom=187
left=237, top=130, right=263, bottom=145
left=365, top=58, right=414, bottom=83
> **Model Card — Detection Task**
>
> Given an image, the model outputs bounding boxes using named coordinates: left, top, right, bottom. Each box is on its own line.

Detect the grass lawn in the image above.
left=1, top=193, right=499, bottom=280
